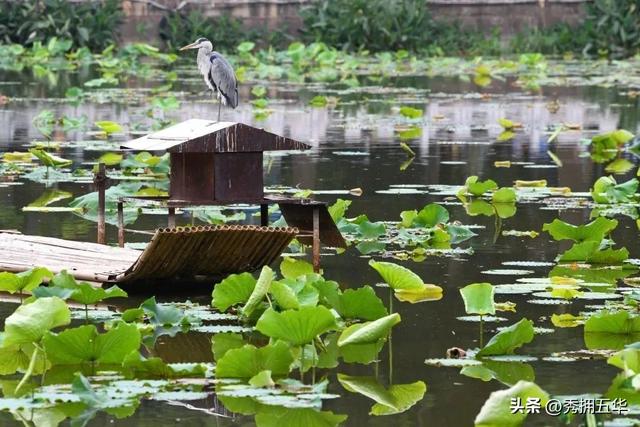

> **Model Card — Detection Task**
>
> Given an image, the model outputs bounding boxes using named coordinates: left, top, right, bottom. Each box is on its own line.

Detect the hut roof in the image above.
left=121, top=119, right=310, bottom=153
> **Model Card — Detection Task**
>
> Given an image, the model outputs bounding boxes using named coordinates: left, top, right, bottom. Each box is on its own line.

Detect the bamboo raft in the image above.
left=0, top=225, right=298, bottom=286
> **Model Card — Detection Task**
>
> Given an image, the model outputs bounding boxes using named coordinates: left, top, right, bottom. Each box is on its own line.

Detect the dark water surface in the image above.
left=0, top=67, right=639, bottom=426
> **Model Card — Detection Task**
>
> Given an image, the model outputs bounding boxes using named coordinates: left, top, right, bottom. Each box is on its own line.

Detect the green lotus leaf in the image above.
left=0, top=267, right=53, bottom=294
left=122, top=351, right=206, bottom=379
left=414, top=203, right=449, bottom=228
left=328, top=198, right=351, bottom=222
left=269, top=280, right=301, bottom=310
left=460, top=283, right=495, bottom=316
left=605, top=158, right=634, bottom=174
left=474, top=380, right=549, bottom=427
left=332, top=286, right=388, bottom=320
left=466, top=199, right=496, bottom=217
left=498, top=118, right=517, bottom=130
left=337, top=313, right=401, bottom=347
left=254, top=406, right=347, bottom=427
left=493, top=203, right=517, bottom=219
left=211, top=332, right=246, bottom=361
left=43, top=322, right=141, bottom=365
left=3, top=297, right=70, bottom=347
left=393, top=285, right=443, bottom=303
left=463, top=176, right=498, bottom=196
left=280, top=257, right=313, bottom=279
left=608, top=347, right=640, bottom=374
left=369, top=260, right=423, bottom=290
left=337, top=374, right=398, bottom=408
left=28, top=148, right=72, bottom=168
left=492, top=188, right=517, bottom=204
left=585, top=310, right=640, bottom=334
left=215, top=341, right=294, bottom=378
left=476, top=318, right=534, bottom=357
left=280, top=257, right=314, bottom=280
left=249, top=369, right=275, bottom=388
left=340, top=340, right=385, bottom=364
left=256, top=306, right=336, bottom=346
left=94, top=120, right=122, bottom=135
left=212, top=272, right=256, bottom=312
left=358, top=221, right=386, bottom=239
left=460, top=360, right=535, bottom=386
left=242, top=266, right=274, bottom=317
left=558, top=241, right=628, bottom=264
left=542, top=217, right=618, bottom=242
left=338, top=374, right=428, bottom=415
left=447, top=224, right=477, bottom=244
left=399, top=209, right=418, bottom=227
left=399, top=106, right=423, bottom=119
left=591, top=176, right=638, bottom=204
left=50, top=272, right=127, bottom=305
left=370, top=381, right=426, bottom=416
left=141, top=296, right=187, bottom=326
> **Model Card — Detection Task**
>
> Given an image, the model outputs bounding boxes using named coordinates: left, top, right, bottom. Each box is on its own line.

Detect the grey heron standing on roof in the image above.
left=180, top=38, right=238, bottom=122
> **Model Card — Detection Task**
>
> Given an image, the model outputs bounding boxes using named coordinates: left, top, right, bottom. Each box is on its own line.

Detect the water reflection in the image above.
left=0, top=67, right=639, bottom=426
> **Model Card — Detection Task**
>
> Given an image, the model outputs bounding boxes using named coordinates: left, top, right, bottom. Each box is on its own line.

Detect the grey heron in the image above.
left=180, top=38, right=238, bottom=121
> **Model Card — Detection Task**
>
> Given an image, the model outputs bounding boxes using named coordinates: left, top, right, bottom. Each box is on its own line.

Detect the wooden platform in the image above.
left=0, top=225, right=298, bottom=285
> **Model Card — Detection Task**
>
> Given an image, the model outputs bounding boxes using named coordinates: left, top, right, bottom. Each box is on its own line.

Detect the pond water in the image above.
left=0, top=58, right=639, bottom=426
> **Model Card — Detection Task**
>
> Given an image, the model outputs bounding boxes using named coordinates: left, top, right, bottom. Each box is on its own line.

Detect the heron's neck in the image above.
left=197, top=45, right=212, bottom=60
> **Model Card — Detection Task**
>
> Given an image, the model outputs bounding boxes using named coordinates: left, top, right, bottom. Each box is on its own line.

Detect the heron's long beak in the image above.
left=179, top=42, right=199, bottom=51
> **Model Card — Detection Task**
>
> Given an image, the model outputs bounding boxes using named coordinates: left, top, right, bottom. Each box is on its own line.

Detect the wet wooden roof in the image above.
left=121, top=119, right=310, bottom=153
left=0, top=226, right=298, bottom=286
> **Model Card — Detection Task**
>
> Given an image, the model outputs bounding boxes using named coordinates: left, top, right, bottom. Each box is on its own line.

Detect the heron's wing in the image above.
left=209, top=52, right=239, bottom=108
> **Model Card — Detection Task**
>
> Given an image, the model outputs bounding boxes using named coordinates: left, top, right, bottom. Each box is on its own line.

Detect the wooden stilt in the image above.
left=168, top=207, right=176, bottom=228
left=117, top=200, right=124, bottom=248
left=312, top=206, right=320, bottom=273
left=95, top=163, right=106, bottom=245
left=260, top=204, right=269, bottom=227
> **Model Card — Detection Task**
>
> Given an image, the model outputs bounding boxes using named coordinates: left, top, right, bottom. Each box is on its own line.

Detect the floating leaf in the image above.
left=476, top=319, right=534, bottom=357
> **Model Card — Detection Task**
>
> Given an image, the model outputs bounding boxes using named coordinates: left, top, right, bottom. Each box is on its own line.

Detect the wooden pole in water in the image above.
left=312, top=206, right=320, bottom=273
left=168, top=207, right=176, bottom=228
left=95, top=163, right=106, bottom=245
left=260, top=204, right=269, bottom=227
left=117, top=199, right=124, bottom=248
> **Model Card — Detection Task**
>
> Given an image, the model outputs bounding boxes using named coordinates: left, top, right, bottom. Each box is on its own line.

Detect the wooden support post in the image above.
left=168, top=207, right=176, bottom=228
left=94, top=163, right=106, bottom=245
left=117, top=200, right=124, bottom=248
left=312, top=206, right=320, bottom=273
left=260, top=204, right=269, bottom=227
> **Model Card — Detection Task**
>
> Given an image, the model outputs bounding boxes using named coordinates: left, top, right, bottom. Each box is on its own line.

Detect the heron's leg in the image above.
left=217, top=99, right=221, bottom=122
